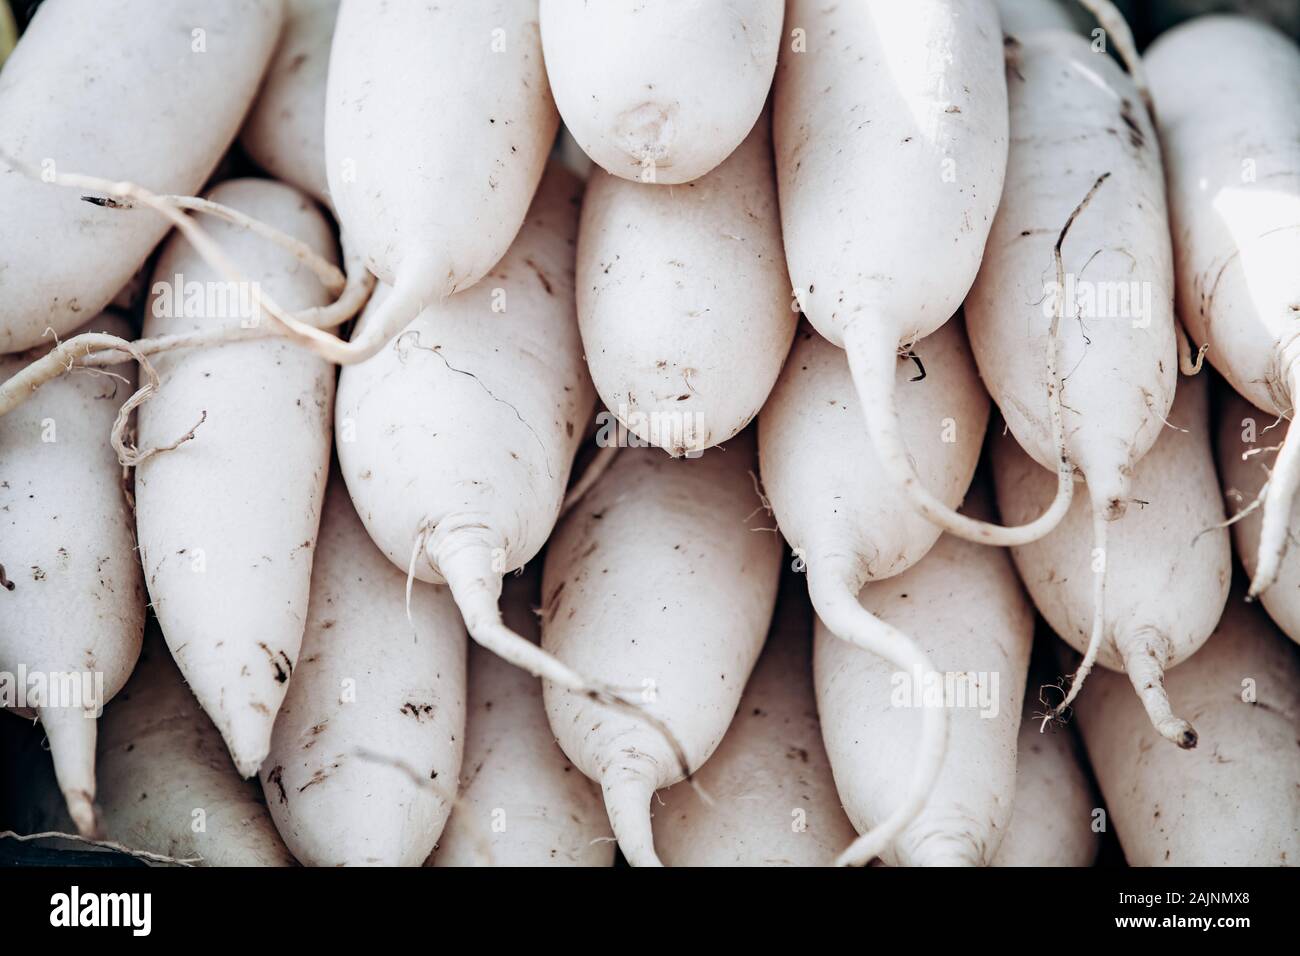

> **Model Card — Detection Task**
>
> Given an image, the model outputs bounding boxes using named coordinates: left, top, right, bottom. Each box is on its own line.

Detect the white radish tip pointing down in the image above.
left=39, top=706, right=103, bottom=839
left=1117, top=630, right=1198, bottom=750
left=223, top=718, right=276, bottom=780
left=601, top=769, right=663, bottom=868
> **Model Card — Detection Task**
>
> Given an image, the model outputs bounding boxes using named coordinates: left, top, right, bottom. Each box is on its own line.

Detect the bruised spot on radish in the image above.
left=400, top=701, right=436, bottom=721
left=297, top=761, right=342, bottom=793
left=1119, top=98, right=1145, bottom=150
left=266, top=765, right=288, bottom=804
left=258, top=642, right=292, bottom=684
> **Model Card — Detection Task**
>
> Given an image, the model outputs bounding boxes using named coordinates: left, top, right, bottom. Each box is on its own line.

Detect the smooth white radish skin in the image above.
left=432, top=569, right=613, bottom=867
left=993, top=373, right=1230, bottom=747
left=338, top=166, right=600, bottom=704
left=775, top=0, right=1025, bottom=544
left=653, top=580, right=857, bottom=867
left=136, top=178, right=336, bottom=778
left=539, top=0, right=781, bottom=185
left=241, top=0, right=338, bottom=207
left=541, top=432, right=782, bottom=867
left=260, top=474, right=466, bottom=866
left=1073, top=592, right=1300, bottom=865
left=0, top=314, right=144, bottom=838
left=97, top=630, right=296, bottom=866
left=814, top=492, right=1034, bottom=866
left=1216, top=389, right=1300, bottom=647
left=759, top=320, right=987, bottom=865
left=323, top=0, right=558, bottom=361
left=1147, top=17, right=1300, bottom=599
left=991, top=659, right=1100, bottom=866
left=576, top=114, right=795, bottom=456
left=0, top=0, right=283, bottom=354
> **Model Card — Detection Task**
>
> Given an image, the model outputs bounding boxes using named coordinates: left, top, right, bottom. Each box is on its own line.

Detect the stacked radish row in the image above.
left=0, top=0, right=1297, bottom=867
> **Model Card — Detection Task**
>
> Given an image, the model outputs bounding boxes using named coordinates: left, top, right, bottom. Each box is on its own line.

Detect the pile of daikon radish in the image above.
left=1, top=0, right=1297, bottom=868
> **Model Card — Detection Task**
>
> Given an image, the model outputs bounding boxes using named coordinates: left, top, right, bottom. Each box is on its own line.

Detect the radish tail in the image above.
left=314, top=261, right=441, bottom=365
left=168, top=193, right=345, bottom=292
left=0, top=333, right=146, bottom=417
left=0, top=152, right=378, bottom=372
left=1054, top=505, right=1110, bottom=718
left=600, top=768, right=662, bottom=867
left=844, top=323, right=1073, bottom=547
left=434, top=534, right=597, bottom=690
left=1045, top=171, right=1125, bottom=719
left=1073, top=0, right=1153, bottom=120
left=0, top=829, right=200, bottom=866
left=807, top=563, right=949, bottom=867
left=70, top=243, right=374, bottom=372
left=431, top=530, right=695, bottom=782
left=39, top=707, right=101, bottom=839
left=1116, top=627, right=1197, bottom=749
left=1249, top=368, right=1300, bottom=598
left=1177, top=322, right=1207, bottom=375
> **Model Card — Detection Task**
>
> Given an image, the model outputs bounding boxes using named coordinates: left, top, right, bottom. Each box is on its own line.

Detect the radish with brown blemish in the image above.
left=576, top=112, right=795, bottom=457
left=260, top=473, right=466, bottom=866
left=539, top=0, right=782, bottom=184
left=135, top=178, right=337, bottom=778
left=0, top=313, right=144, bottom=838
left=992, top=373, right=1230, bottom=747
left=432, top=567, right=613, bottom=867
left=758, top=319, right=987, bottom=865
left=1147, top=16, right=1300, bottom=600
left=540, top=430, right=782, bottom=867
